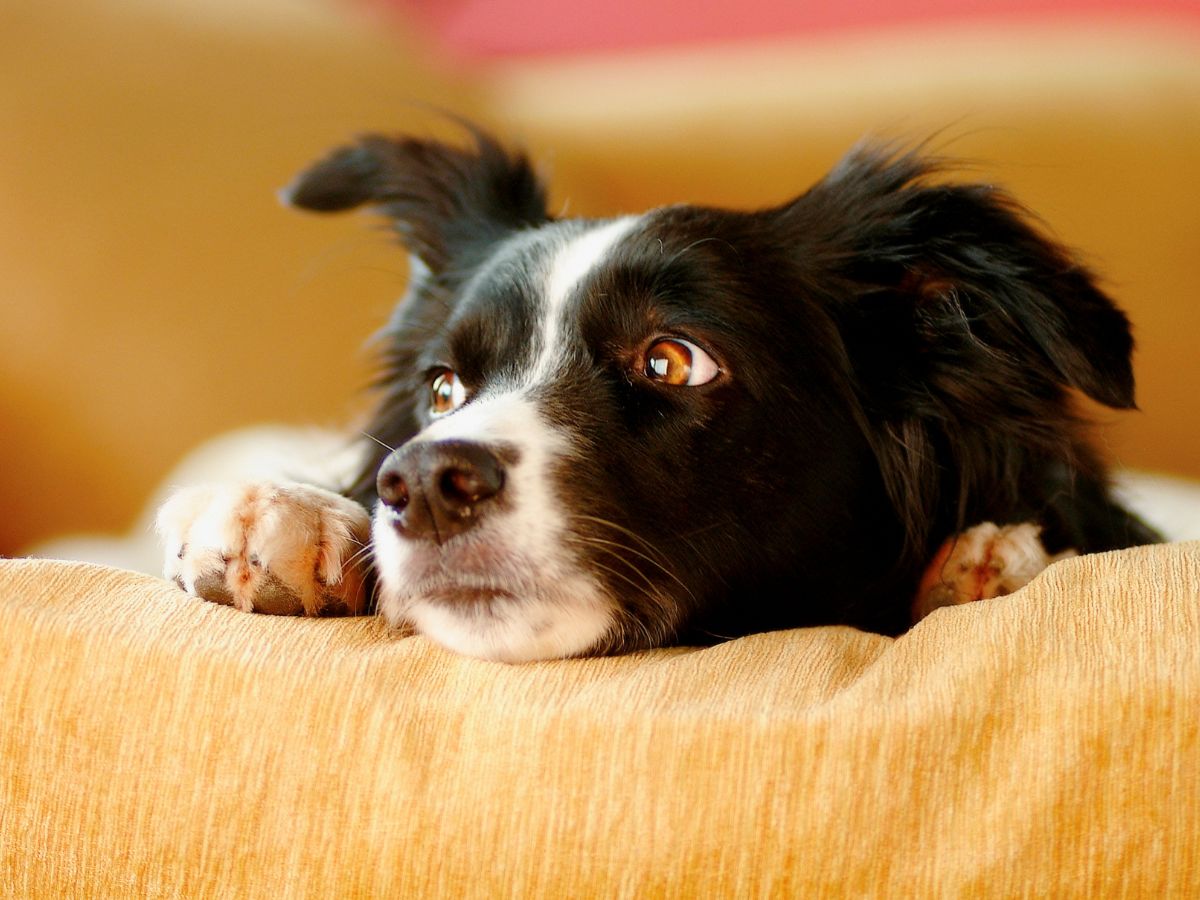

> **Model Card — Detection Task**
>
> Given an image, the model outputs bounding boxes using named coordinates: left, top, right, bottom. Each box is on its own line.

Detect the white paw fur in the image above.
left=157, top=482, right=372, bottom=616
left=912, top=522, right=1075, bottom=623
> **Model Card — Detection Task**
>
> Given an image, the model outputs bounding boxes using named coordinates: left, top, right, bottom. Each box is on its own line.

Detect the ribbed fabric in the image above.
left=1, top=547, right=1197, bottom=897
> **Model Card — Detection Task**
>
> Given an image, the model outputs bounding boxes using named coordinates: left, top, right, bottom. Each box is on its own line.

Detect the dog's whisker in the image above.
left=568, top=541, right=660, bottom=598
left=568, top=536, right=681, bottom=602
left=568, top=514, right=672, bottom=563
left=343, top=542, right=374, bottom=572
left=581, top=562, right=667, bottom=650
left=564, top=539, right=682, bottom=647
left=568, top=532, right=671, bottom=580
left=674, top=518, right=732, bottom=544
left=663, top=235, right=738, bottom=269
left=570, top=533, right=697, bottom=608
left=616, top=596, right=673, bottom=651
left=359, top=431, right=397, bottom=453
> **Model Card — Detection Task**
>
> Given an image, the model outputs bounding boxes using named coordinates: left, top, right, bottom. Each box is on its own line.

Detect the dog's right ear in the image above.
left=282, top=128, right=550, bottom=273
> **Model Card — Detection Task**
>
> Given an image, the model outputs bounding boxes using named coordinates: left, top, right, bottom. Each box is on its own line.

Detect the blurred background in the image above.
left=2, top=0, right=1198, bottom=558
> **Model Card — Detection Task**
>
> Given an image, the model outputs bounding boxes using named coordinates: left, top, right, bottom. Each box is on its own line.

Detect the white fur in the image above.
left=406, top=389, right=570, bottom=557
left=372, top=389, right=617, bottom=660
left=30, top=425, right=366, bottom=575
left=403, top=573, right=615, bottom=663
left=157, top=481, right=370, bottom=615
left=133, top=188, right=1200, bottom=661
left=911, top=521, right=1068, bottom=623
left=534, top=217, right=639, bottom=379
left=371, top=220, right=648, bottom=661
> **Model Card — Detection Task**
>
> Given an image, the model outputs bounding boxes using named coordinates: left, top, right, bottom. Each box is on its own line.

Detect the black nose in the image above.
left=376, top=440, right=506, bottom=544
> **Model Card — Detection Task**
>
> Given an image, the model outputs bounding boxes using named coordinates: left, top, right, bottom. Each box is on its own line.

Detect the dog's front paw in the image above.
left=157, top=483, right=372, bottom=616
left=912, top=522, right=1074, bottom=624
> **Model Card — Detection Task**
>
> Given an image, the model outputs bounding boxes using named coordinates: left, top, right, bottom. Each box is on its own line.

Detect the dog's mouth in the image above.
left=382, top=527, right=533, bottom=595
left=419, top=583, right=518, bottom=608
left=401, top=576, right=527, bottom=619
left=372, top=512, right=618, bottom=662
left=401, top=574, right=616, bottom=663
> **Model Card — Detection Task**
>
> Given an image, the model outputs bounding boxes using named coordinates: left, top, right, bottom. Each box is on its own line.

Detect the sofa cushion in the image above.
left=1, top=546, right=1197, bottom=894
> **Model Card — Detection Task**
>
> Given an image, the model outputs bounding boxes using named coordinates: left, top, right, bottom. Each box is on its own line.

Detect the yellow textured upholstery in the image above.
left=3, top=546, right=1197, bottom=895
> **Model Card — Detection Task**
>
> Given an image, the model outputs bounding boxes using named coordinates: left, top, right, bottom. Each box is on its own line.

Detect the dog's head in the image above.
left=286, top=128, right=1136, bottom=661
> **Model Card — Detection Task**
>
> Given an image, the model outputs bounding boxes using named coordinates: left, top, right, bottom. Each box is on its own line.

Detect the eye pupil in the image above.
left=429, top=370, right=464, bottom=414
left=645, top=340, right=694, bottom=386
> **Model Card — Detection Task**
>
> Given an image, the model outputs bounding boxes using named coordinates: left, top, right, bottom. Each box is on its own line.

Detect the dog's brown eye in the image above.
left=429, top=369, right=466, bottom=416
left=644, top=338, right=720, bottom=387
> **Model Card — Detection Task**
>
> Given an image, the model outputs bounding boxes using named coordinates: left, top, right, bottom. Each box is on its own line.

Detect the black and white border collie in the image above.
left=158, top=126, right=1159, bottom=662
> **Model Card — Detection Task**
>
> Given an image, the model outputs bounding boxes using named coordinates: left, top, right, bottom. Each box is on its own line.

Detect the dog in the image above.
left=157, top=126, right=1160, bottom=662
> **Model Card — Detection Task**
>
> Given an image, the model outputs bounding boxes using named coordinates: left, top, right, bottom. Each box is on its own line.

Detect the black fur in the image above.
left=286, top=128, right=1158, bottom=649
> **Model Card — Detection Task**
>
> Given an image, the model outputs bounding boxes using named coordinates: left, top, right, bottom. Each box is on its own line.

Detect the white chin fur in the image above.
left=405, top=585, right=614, bottom=663
left=372, top=510, right=615, bottom=663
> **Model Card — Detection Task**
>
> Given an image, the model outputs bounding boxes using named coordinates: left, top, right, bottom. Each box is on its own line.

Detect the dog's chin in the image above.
left=401, top=586, right=615, bottom=663
left=372, top=519, right=616, bottom=663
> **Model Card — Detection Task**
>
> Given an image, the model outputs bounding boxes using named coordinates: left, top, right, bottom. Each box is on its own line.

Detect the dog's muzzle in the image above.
left=376, top=440, right=506, bottom=544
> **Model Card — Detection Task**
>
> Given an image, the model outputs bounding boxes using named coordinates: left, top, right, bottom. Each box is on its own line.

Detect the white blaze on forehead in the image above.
left=415, top=388, right=564, bottom=452
left=535, top=216, right=640, bottom=378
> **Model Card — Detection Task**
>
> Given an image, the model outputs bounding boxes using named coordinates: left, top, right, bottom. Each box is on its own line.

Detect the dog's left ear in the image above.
left=782, top=147, right=1140, bottom=557
left=281, top=126, right=549, bottom=273
left=803, top=148, right=1136, bottom=412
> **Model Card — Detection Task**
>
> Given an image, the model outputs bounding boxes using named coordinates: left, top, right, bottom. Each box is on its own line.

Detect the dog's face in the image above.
left=286, top=129, right=1137, bottom=662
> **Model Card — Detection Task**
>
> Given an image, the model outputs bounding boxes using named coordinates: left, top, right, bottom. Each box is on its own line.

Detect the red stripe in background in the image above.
left=383, top=0, right=1200, bottom=59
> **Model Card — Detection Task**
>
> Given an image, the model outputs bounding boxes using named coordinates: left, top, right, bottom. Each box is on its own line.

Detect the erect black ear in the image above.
left=281, top=126, right=550, bottom=273
left=810, top=146, right=1136, bottom=412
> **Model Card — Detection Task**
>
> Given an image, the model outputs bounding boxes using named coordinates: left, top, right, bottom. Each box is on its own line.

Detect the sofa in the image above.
left=2, top=545, right=1198, bottom=895
left=3, top=0, right=1199, bottom=894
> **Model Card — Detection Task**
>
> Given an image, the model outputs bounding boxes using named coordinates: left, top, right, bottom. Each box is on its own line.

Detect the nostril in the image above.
left=377, top=467, right=410, bottom=510
left=377, top=441, right=507, bottom=542
left=439, top=465, right=502, bottom=507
